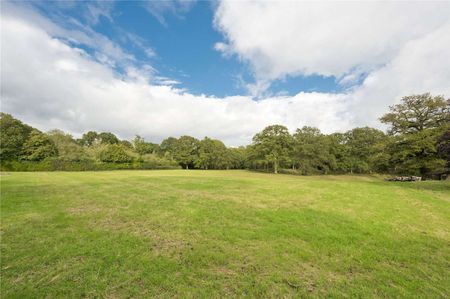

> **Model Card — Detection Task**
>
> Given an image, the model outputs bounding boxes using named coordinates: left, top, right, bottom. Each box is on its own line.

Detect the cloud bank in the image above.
left=214, top=1, right=448, bottom=90
left=1, top=1, right=449, bottom=145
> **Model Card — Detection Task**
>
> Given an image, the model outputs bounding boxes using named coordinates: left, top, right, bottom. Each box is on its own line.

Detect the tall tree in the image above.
left=159, top=137, right=178, bottom=158
left=174, top=136, right=199, bottom=169
left=0, top=113, right=33, bottom=160
left=98, top=132, right=120, bottom=145
left=387, top=130, right=447, bottom=177
left=133, top=135, right=157, bottom=155
left=196, top=137, right=229, bottom=169
left=252, top=125, right=292, bottom=173
left=380, top=94, right=449, bottom=177
left=79, top=131, right=99, bottom=146
left=380, top=93, right=449, bottom=135
left=292, top=126, right=336, bottom=174
left=327, top=133, right=352, bottom=173
left=344, top=127, right=387, bottom=173
left=437, top=128, right=450, bottom=178
left=227, top=146, right=247, bottom=169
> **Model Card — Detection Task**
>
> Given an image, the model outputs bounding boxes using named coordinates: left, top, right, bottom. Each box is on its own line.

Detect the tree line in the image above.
left=1, top=93, right=449, bottom=178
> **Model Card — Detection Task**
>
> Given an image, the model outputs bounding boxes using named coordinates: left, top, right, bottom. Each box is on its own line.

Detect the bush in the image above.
left=99, top=144, right=133, bottom=163
left=0, top=158, right=180, bottom=172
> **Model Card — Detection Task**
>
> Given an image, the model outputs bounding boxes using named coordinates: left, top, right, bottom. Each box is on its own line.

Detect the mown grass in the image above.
left=1, top=170, right=449, bottom=298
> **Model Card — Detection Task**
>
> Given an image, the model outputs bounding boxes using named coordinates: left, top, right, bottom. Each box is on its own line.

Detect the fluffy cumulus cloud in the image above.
left=214, top=0, right=449, bottom=126
left=1, top=3, right=351, bottom=146
left=350, top=23, right=450, bottom=127
left=1, top=1, right=449, bottom=146
left=214, top=1, right=449, bottom=86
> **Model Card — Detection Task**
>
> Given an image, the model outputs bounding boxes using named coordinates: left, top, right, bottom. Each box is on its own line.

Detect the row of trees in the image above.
left=1, top=93, right=449, bottom=177
left=248, top=93, right=449, bottom=177
left=0, top=117, right=177, bottom=169
left=0, top=114, right=244, bottom=170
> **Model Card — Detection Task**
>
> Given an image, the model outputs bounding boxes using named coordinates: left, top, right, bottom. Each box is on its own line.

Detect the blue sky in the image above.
left=1, top=1, right=448, bottom=145
left=28, top=0, right=341, bottom=97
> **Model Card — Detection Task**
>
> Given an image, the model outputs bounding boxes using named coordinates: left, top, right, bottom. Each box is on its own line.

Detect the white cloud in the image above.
left=0, top=7, right=351, bottom=146
left=2, top=2, right=134, bottom=68
left=1, top=2, right=448, bottom=147
left=85, top=1, right=114, bottom=25
left=214, top=1, right=449, bottom=94
left=213, top=0, right=449, bottom=126
left=349, top=23, right=450, bottom=127
left=119, top=30, right=157, bottom=59
left=214, top=42, right=228, bottom=53
left=155, top=77, right=181, bottom=86
left=143, top=0, right=197, bottom=26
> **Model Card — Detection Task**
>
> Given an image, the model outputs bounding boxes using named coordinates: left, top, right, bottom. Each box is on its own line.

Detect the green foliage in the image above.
left=327, top=133, right=352, bottom=173
left=120, top=140, right=133, bottom=149
left=48, top=129, right=88, bottom=161
left=0, top=159, right=180, bottom=171
left=79, top=131, right=120, bottom=146
left=437, top=128, right=450, bottom=175
left=381, top=94, right=449, bottom=177
left=138, top=153, right=179, bottom=168
left=173, top=135, right=199, bottom=169
left=1, top=93, right=448, bottom=177
left=344, top=127, right=387, bottom=173
left=387, top=128, right=447, bottom=177
left=20, top=130, right=58, bottom=161
left=159, top=137, right=178, bottom=158
left=251, top=125, right=292, bottom=173
left=0, top=113, right=33, bottom=160
left=380, top=93, right=449, bottom=135
left=98, top=132, right=120, bottom=145
left=196, top=137, right=229, bottom=169
left=292, top=126, right=336, bottom=174
left=99, top=144, right=133, bottom=163
left=227, top=146, right=248, bottom=169
left=79, top=131, right=99, bottom=146
left=133, top=135, right=158, bottom=155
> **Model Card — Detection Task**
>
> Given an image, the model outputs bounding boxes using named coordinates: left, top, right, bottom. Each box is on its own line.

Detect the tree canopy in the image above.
left=251, top=125, right=292, bottom=173
left=380, top=93, right=449, bottom=135
left=0, top=113, right=33, bottom=160
left=380, top=94, right=449, bottom=177
left=1, top=93, right=449, bottom=178
left=21, top=130, right=58, bottom=161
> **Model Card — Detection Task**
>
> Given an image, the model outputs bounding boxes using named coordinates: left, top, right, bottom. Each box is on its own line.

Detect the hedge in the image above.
left=0, top=159, right=180, bottom=171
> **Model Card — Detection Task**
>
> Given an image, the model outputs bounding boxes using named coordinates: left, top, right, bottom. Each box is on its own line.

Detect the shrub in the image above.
left=0, top=157, right=181, bottom=172
left=99, top=144, right=133, bottom=163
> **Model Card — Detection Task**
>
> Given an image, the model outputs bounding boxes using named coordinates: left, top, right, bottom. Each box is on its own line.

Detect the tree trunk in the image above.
left=274, top=161, right=278, bottom=174
left=186, top=165, right=189, bottom=170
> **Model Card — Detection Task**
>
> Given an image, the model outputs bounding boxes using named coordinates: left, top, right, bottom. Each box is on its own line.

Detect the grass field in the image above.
left=1, top=170, right=449, bottom=298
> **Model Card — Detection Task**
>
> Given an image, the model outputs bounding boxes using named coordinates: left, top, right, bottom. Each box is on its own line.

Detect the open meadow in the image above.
left=1, top=170, right=449, bottom=298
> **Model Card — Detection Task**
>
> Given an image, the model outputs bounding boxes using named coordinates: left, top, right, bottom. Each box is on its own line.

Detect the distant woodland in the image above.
left=1, top=93, right=449, bottom=179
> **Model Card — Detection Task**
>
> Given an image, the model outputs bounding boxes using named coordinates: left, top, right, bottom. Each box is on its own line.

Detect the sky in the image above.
left=1, top=0, right=449, bottom=146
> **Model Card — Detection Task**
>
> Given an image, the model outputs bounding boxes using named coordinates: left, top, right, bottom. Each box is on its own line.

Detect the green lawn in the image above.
left=1, top=170, right=449, bottom=298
